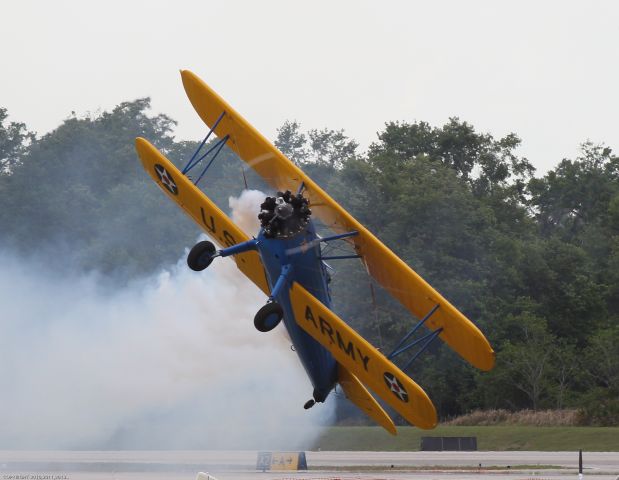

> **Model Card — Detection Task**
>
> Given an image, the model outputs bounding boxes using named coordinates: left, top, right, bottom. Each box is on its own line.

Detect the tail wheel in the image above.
left=254, top=302, right=284, bottom=332
left=187, top=240, right=216, bottom=271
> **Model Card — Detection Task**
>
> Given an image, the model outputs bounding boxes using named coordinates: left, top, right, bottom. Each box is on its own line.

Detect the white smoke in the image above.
left=0, top=190, right=335, bottom=449
left=229, top=189, right=266, bottom=235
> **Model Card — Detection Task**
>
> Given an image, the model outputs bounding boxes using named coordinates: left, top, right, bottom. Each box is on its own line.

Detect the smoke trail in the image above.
left=0, top=190, right=335, bottom=449
left=229, top=189, right=266, bottom=235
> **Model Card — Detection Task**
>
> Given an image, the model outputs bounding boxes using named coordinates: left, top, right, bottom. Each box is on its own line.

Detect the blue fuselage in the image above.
left=256, top=220, right=338, bottom=402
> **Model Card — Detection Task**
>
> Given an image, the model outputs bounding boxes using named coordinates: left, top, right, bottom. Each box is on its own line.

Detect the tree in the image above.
left=584, top=327, right=619, bottom=393
left=551, top=341, right=578, bottom=409
left=579, top=326, right=619, bottom=425
left=528, top=142, right=619, bottom=240
left=369, top=118, right=534, bottom=194
left=0, top=98, right=196, bottom=278
left=275, top=121, right=358, bottom=168
left=0, top=107, right=35, bottom=173
left=3, top=99, right=619, bottom=422
left=307, top=128, right=358, bottom=168
left=525, top=239, right=605, bottom=343
left=274, top=120, right=309, bottom=165
left=496, top=314, right=558, bottom=410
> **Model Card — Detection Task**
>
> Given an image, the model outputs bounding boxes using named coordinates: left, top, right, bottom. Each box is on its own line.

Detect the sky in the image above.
left=1, top=0, right=618, bottom=173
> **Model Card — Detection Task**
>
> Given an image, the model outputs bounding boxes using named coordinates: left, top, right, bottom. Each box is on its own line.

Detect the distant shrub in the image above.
left=445, top=409, right=585, bottom=426
left=581, top=399, right=619, bottom=426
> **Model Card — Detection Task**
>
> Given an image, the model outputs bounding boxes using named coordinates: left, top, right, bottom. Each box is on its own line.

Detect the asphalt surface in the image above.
left=1, top=450, right=617, bottom=480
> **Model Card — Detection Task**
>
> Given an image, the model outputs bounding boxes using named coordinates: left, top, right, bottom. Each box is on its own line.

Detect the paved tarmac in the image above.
left=0, top=450, right=617, bottom=480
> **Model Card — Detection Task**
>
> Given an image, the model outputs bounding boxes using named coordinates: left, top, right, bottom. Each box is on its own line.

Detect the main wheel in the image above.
left=187, top=240, right=216, bottom=271
left=254, top=302, right=283, bottom=332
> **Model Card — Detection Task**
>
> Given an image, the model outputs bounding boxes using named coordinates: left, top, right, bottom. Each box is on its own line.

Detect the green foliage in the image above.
left=584, top=326, right=619, bottom=393
left=492, top=314, right=557, bottom=410
left=0, top=99, right=196, bottom=277
left=1, top=102, right=617, bottom=424
left=369, top=118, right=534, bottom=189
left=271, top=119, right=617, bottom=423
left=274, top=120, right=309, bottom=164
left=0, top=107, right=35, bottom=173
left=275, top=120, right=359, bottom=168
left=529, top=142, right=619, bottom=240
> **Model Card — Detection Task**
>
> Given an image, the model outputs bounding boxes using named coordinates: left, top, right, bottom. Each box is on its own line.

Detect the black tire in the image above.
left=254, top=302, right=283, bottom=332
left=187, top=240, right=216, bottom=271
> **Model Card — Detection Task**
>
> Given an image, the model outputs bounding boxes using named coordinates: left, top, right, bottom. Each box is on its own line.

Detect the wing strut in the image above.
left=182, top=110, right=226, bottom=173
left=135, top=137, right=271, bottom=294
left=387, top=303, right=445, bottom=371
left=320, top=230, right=359, bottom=243
left=296, top=181, right=306, bottom=195
left=181, top=110, right=230, bottom=187
left=193, top=135, right=229, bottom=186
left=319, top=254, right=361, bottom=260
left=401, top=328, right=443, bottom=371
left=388, top=304, right=440, bottom=359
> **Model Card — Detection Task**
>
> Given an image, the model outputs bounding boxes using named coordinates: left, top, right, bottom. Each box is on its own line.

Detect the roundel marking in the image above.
left=383, top=372, right=409, bottom=403
left=154, top=164, right=178, bottom=195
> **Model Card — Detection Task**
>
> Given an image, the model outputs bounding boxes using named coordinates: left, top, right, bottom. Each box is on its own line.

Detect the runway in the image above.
left=1, top=451, right=617, bottom=480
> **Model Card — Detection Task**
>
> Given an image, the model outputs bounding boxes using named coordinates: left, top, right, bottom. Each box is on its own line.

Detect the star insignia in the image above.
left=154, top=164, right=178, bottom=195
left=383, top=372, right=409, bottom=403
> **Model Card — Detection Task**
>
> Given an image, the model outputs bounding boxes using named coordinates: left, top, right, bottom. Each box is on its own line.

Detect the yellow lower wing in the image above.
left=135, top=137, right=270, bottom=295
left=181, top=69, right=495, bottom=372
left=290, top=282, right=437, bottom=429
left=338, top=364, right=397, bottom=435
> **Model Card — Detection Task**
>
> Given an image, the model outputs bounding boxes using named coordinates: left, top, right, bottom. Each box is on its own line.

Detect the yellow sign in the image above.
left=256, top=452, right=307, bottom=471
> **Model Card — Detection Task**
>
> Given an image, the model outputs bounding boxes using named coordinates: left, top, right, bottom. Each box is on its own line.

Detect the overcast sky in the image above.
left=2, top=0, right=617, bottom=173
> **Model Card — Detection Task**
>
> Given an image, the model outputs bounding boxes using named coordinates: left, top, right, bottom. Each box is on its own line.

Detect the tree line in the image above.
left=1, top=100, right=617, bottom=425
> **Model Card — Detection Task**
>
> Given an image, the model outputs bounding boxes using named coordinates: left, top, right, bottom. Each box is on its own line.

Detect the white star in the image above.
left=155, top=165, right=177, bottom=194
left=384, top=372, right=408, bottom=402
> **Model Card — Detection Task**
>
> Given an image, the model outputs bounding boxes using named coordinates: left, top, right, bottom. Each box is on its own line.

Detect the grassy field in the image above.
left=312, top=426, right=619, bottom=451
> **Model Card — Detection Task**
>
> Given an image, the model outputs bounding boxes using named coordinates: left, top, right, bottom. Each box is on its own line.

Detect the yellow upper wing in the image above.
left=135, top=137, right=270, bottom=295
left=290, top=282, right=437, bottom=430
left=181, top=70, right=495, bottom=371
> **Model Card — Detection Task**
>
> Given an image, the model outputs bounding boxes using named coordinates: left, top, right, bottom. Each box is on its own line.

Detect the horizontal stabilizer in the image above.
left=135, top=137, right=270, bottom=295
left=290, top=282, right=437, bottom=429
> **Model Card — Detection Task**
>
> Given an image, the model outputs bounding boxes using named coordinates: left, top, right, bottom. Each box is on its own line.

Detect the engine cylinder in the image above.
left=258, top=190, right=311, bottom=238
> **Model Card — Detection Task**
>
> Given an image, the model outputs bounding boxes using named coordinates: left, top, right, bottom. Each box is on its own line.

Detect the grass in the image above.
left=311, top=426, right=619, bottom=451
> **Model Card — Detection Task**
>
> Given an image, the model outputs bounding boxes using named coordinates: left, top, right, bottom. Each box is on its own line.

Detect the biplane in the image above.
left=135, top=70, right=495, bottom=434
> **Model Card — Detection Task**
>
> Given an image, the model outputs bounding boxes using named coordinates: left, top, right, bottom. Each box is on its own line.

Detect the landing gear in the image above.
left=304, top=387, right=327, bottom=410
left=187, top=240, right=217, bottom=271
left=254, top=302, right=283, bottom=332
